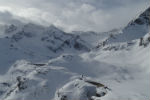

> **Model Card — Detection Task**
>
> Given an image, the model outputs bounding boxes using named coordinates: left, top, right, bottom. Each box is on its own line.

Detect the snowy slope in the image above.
left=91, top=33, right=150, bottom=100
left=54, top=79, right=108, bottom=100
left=0, top=6, right=149, bottom=100
left=71, top=31, right=110, bottom=47
left=0, top=33, right=149, bottom=100
left=0, top=23, right=90, bottom=74
left=106, top=7, right=150, bottom=44
left=0, top=60, right=75, bottom=100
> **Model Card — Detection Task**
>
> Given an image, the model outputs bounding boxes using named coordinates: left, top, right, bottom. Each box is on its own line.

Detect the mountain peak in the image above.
left=46, top=25, right=64, bottom=34
left=128, top=7, right=150, bottom=26
left=5, top=24, right=18, bottom=34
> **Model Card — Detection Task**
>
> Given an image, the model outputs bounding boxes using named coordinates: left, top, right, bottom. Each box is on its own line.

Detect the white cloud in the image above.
left=0, top=0, right=149, bottom=32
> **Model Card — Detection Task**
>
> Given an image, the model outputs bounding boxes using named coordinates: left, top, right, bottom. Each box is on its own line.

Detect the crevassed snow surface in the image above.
left=0, top=7, right=149, bottom=100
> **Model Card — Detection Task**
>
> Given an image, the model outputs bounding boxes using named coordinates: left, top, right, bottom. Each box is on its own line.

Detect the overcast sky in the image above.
left=0, top=0, right=149, bottom=32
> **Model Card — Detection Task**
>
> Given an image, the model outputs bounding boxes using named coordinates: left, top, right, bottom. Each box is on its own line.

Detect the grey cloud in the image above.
left=0, top=0, right=149, bottom=32
left=0, top=11, right=23, bottom=25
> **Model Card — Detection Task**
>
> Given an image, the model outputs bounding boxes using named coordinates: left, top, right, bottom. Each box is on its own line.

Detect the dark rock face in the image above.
left=130, top=7, right=150, bottom=26
left=16, top=76, right=27, bottom=91
left=139, top=34, right=150, bottom=47
left=134, top=18, right=144, bottom=25
left=11, top=32, right=24, bottom=42
left=5, top=24, right=17, bottom=33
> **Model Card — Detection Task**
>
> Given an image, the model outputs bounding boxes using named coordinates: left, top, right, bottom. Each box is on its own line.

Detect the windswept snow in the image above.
left=54, top=79, right=108, bottom=100
left=0, top=6, right=149, bottom=100
left=106, top=7, right=150, bottom=44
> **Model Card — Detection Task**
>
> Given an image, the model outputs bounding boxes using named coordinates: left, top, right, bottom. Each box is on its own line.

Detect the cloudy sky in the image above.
left=0, top=0, right=149, bottom=32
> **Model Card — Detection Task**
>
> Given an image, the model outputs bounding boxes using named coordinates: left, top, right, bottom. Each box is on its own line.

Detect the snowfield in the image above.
left=0, top=7, right=149, bottom=100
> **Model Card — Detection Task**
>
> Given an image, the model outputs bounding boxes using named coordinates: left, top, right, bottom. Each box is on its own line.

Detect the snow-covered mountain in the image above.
left=0, top=7, right=149, bottom=100
left=0, top=23, right=90, bottom=74
left=106, top=7, right=150, bottom=44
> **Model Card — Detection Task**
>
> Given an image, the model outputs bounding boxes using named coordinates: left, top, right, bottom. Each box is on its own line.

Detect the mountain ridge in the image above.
left=0, top=6, right=149, bottom=100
